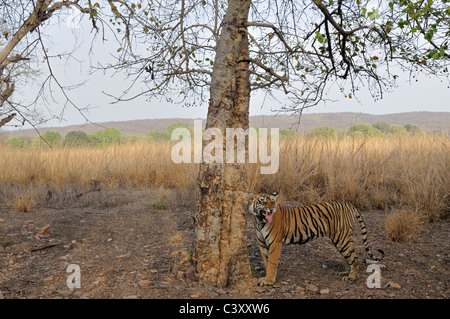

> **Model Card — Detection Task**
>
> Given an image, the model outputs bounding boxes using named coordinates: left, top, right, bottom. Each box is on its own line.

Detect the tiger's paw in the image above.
left=258, top=278, right=275, bottom=287
left=340, top=272, right=357, bottom=282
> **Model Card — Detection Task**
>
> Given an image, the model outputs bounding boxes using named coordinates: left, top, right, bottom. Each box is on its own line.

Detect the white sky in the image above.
left=8, top=7, right=450, bottom=129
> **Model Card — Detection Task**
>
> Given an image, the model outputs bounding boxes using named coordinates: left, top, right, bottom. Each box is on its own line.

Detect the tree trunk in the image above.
left=193, top=0, right=253, bottom=288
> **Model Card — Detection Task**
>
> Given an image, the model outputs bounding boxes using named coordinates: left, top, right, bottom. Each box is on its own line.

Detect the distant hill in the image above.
left=2, top=112, right=448, bottom=139
left=250, top=112, right=450, bottom=133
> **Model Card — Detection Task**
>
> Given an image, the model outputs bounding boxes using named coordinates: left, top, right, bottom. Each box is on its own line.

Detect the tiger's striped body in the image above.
left=248, top=192, right=384, bottom=286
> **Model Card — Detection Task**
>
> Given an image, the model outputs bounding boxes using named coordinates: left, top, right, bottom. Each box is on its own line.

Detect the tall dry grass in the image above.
left=0, top=141, right=198, bottom=189
left=0, top=134, right=448, bottom=221
left=255, top=134, right=449, bottom=221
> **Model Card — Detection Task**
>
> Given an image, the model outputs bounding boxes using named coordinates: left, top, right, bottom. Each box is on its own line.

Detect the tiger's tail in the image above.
left=352, top=206, right=384, bottom=261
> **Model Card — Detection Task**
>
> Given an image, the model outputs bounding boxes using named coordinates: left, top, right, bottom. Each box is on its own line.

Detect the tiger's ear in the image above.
left=248, top=193, right=255, bottom=201
left=271, top=191, right=279, bottom=197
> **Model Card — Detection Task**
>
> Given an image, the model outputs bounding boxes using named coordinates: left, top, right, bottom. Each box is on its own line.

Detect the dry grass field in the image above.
left=1, top=134, right=448, bottom=223
left=1, top=133, right=449, bottom=299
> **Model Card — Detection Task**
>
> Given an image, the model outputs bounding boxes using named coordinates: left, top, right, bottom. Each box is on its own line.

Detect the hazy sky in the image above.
left=8, top=7, right=450, bottom=130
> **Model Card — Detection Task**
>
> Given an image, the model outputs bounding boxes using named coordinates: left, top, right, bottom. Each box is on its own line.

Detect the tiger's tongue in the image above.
left=265, top=213, right=273, bottom=223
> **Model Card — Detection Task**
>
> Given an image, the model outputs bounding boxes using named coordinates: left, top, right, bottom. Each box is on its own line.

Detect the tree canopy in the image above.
left=32, top=130, right=62, bottom=148
left=64, top=130, right=90, bottom=147
left=98, top=0, right=450, bottom=113
left=1, top=1, right=449, bottom=128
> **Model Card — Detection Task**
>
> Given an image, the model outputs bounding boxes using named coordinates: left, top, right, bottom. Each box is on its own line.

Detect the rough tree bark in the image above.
left=194, top=0, right=253, bottom=288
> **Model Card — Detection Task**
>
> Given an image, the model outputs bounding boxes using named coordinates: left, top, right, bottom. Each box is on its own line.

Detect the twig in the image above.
left=30, top=242, right=63, bottom=252
left=75, top=188, right=101, bottom=199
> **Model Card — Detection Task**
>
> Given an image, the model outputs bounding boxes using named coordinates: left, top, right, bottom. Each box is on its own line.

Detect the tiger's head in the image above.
left=248, top=192, right=279, bottom=223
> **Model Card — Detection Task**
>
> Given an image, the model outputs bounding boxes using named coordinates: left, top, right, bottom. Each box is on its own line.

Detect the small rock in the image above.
left=100, top=267, right=115, bottom=276
left=306, top=283, right=319, bottom=293
left=44, top=275, right=53, bottom=282
left=295, top=287, right=305, bottom=294
left=171, top=264, right=179, bottom=276
left=179, top=255, right=191, bottom=265
left=216, top=288, right=227, bottom=296
left=116, top=252, right=130, bottom=260
left=184, top=266, right=196, bottom=281
left=123, top=295, right=138, bottom=299
left=176, top=270, right=186, bottom=280
left=139, top=279, right=151, bottom=287
left=388, top=281, right=401, bottom=289
left=37, top=224, right=52, bottom=235
left=320, top=288, right=330, bottom=295
left=0, top=218, right=5, bottom=223
left=170, top=250, right=187, bottom=259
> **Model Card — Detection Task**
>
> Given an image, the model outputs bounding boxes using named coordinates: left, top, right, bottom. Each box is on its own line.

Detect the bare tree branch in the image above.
left=0, top=0, right=95, bottom=128
left=0, top=112, right=15, bottom=128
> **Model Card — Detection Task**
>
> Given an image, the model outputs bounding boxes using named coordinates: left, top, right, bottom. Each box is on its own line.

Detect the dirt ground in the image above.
left=0, top=188, right=449, bottom=299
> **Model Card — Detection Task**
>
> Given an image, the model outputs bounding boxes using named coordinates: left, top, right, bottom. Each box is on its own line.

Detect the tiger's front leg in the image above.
left=258, top=242, right=283, bottom=286
left=259, top=245, right=268, bottom=270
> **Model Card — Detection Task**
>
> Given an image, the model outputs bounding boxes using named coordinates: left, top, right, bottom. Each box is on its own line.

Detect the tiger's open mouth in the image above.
left=263, top=212, right=273, bottom=223
left=262, top=209, right=275, bottom=223
left=253, top=205, right=274, bottom=223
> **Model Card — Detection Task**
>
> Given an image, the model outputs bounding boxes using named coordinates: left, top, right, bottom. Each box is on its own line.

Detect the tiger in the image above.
left=248, top=192, right=384, bottom=286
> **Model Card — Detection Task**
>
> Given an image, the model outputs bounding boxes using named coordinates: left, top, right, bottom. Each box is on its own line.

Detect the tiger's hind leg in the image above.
left=340, top=257, right=359, bottom=281
left=333, top=235, right=359, bottom=281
